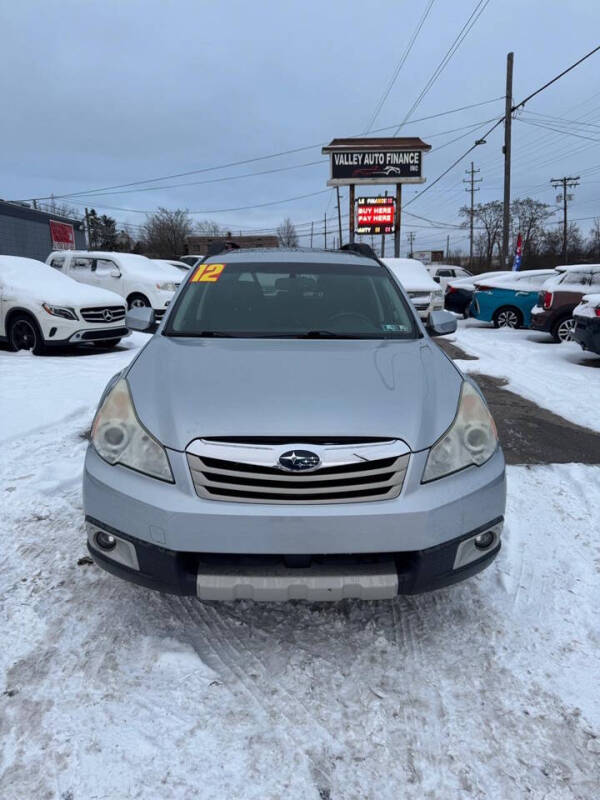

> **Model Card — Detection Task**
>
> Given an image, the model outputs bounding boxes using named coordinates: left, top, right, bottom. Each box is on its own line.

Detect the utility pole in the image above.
left=324, top=213, right=327, bottom=250
left=550, top=176, right=580, bottom=262
left=463, top=161, right=482, bottom=266
left=336, top=187, right=343, bottom=247
left=381, top=189, right=388, bottom=259
left=407, top=231, right=416, bottom=258
left=310, top=221, right=313, bottom=248
left=85, top=207, right=92, bottom=249
left=446, top=234, right=450, bottom=260
left=394, top=184, right=402, bottom=258
left=502, top=52, right=514, bottom=267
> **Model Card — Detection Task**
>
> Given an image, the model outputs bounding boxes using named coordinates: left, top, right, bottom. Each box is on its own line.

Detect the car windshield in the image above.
left=165, top=260, right=418, bottom=339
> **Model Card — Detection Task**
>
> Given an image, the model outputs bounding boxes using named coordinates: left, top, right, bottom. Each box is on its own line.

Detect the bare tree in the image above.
left=44, top=194, right=80, bottom=219
left=195, top=219, right=224, bottom=236
left=510, top=198, right=554, bottom=265
left=277, top=217, right=298, bottom=247
left=587, top=217, right=600, bottom=261
left=142, top=208, right=193, bottom=257
left=459, top=201, right=503, bottom=267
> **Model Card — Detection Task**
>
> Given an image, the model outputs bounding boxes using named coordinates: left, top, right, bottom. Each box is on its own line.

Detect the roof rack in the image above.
left=338, top=242, right=380, bottom=261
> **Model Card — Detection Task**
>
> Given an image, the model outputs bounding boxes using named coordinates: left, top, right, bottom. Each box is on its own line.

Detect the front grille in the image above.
left=80, top=305, right=126, bottom=323
left=187, top=443, right=409, bottom=504
left=80, top=327, right=128, bottom=341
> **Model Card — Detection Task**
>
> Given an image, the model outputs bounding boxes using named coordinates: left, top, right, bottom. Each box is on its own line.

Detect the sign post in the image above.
left=322, top=137, right=430, bottom=257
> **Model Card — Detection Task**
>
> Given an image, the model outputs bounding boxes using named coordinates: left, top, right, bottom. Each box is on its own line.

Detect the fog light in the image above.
left=474, top=531, right=494, bottom=550
left=95, top=531, right=117, bottom=551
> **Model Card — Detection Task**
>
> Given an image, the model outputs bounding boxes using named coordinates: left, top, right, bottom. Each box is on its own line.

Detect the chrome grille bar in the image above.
left=80, top=305, right=126, bottom=323
left=186, top=439, right=410, bottom=504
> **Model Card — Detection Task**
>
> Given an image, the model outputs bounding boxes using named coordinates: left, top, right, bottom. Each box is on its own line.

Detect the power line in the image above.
left=514, top=43, right=600, bottom=112
left=393, top=0, right=493, bottom=134
left=14, top=98, right=503, bottom=203
left=405, top=43, right=600, bottom=211
left=364, top=0, right=438, bottom=133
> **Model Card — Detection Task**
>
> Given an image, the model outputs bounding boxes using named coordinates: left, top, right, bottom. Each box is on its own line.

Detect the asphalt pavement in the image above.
left=437, top=339, right=600, bottom=465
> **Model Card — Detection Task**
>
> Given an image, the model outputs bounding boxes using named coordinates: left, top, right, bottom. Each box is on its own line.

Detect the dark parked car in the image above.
left=530, top=265, right=600, bottom=342
left=573, top=293, right=600, bottom=355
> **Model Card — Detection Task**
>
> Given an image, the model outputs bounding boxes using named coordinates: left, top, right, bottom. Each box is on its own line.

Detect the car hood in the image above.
left=126, top=336, right=463, bottom=452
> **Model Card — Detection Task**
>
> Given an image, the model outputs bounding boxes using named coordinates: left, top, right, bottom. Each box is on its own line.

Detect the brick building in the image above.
left=185, top=233, right=279, bottom=256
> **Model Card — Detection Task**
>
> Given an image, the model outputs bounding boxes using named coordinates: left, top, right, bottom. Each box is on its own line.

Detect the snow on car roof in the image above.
left=472, top=269, right=558, bottom=291
left=50, top=250, right=184, bottom=280
left=382, top=258, right=439, bottom=291
left=555, top=263, right=600, bottom=272
left=0, top=255, right=124, bottom=306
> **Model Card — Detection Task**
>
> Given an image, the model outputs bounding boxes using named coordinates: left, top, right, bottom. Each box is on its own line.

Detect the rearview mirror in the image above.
left=110, top=267, right=121, bottom=278
left=126, top=306, right=155, bottom=332
left=427, top=310, right=457, bottom=337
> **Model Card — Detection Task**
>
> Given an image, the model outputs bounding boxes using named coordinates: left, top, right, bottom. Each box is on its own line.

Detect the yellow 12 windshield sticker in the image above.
left=191, top=263, right=226, bottom=282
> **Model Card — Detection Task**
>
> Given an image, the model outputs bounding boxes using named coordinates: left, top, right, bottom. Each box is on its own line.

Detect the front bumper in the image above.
left=573, top=316, right=600, bottom=354
left=45, top=325, right=130, bottom=345
left=87, top=517, right=503, bottom=600
left=83, top=444, right=506, bottom=598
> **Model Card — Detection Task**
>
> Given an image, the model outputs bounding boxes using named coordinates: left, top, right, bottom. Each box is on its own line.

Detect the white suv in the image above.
left=427, top=264, right=472, bottom=290
left=46, top=251, right=182, bottom=321
left=0, top=256, right=128, bottom=353
left=383, top=258, right=444, bottom=320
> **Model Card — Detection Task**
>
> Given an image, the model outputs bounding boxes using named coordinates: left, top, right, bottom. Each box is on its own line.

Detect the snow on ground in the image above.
left=1, top=332, right=600, bottom=799
left=0, top=334, right=149, bottom=444
left=451, top=319, right=600, bottom=433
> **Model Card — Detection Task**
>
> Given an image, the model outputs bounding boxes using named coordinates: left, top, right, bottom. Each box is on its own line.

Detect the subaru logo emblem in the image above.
left=102, top=309, right=113, bottom=321
left=278, top=450, right=321, bottom=472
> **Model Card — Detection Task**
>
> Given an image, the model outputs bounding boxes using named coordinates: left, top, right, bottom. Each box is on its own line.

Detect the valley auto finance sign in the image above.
left=49, top=220, right=76, bottom=250
left=331, top=150, right=422, bottom=182
left=356, top=197, right=395, bottom=234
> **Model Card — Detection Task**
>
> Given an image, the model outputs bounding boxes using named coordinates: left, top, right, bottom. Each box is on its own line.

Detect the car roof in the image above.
left=556, top=263, right=600, bottom=272
left=202, top=247, right=379, bottom=268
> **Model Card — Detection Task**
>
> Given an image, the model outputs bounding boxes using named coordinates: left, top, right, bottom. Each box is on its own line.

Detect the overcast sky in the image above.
left=2, top=0, right=599, bottom=253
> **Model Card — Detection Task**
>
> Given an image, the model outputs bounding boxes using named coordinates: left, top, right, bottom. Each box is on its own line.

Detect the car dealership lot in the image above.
left=1, top=327, right=600, bottom=799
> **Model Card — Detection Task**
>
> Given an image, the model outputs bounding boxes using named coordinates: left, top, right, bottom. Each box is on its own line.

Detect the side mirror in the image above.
left=126, top=306, right=155, bottom=332
left=110, top=268, right=121, bottom=278
left=433, top=275, right=441, bottom=283
left=427, top=310, right=457, bottom=337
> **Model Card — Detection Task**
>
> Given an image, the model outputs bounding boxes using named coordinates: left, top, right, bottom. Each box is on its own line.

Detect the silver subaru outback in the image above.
left=84, top=248, right=505, bottom=601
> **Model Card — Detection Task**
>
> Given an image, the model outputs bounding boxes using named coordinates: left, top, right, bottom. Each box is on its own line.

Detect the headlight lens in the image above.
left=42, top=303, right=78, bottom=320
left=156, top=281, right=179, bottom=292
left=422, top=381, right=498, bottom=482
left=91, top=378, right=173, bottom=482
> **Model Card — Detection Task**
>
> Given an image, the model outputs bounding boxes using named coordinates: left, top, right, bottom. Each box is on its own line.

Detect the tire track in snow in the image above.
left=170, top=596, right=336, bottom=793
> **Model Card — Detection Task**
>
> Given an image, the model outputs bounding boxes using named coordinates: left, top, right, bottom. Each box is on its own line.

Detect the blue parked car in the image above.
left=471, top=269, right=558, bottom=328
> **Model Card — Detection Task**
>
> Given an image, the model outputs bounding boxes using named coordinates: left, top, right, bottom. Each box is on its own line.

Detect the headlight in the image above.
left=432, top=290, right=443, bottom=301
left=422, top=381, right=498, bottom=482
left=42, top=303, right=78, bottom=320
left=91, top=378, right=173, bottom=482
left=156, top=281, right=179, bottom=292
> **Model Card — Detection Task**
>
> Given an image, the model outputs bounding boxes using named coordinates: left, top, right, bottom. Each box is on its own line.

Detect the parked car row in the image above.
left=1, top=252, right=186, bottom=355
left=443, top=263, right=600, bottom=355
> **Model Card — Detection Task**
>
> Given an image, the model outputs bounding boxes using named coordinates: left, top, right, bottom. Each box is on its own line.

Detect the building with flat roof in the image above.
left=185, top=233, right=279, bottom=256
left=0, top=200, right=87, bottom=262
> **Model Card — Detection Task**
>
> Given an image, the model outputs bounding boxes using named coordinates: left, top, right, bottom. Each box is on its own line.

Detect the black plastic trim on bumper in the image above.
left=573, top=319, right=600, bottom=355
left=86, top=515, right=503, bottom=598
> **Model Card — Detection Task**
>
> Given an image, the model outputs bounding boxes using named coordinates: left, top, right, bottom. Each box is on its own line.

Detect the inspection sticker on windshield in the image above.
left=382, top=323, right=408, bottom=331
left=191, top=263, right=226, bottom=283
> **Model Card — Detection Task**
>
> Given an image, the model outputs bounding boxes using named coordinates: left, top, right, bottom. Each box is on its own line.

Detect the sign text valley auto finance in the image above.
left=330, top=150, right=422, bottom=181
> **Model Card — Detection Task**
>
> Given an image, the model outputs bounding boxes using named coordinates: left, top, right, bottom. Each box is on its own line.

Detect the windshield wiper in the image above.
left=166, top=330, right=238, bottom=338
left=298, top=330, right=374, bottom=339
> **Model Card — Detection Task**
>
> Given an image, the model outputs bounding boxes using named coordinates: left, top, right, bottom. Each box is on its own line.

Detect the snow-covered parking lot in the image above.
left=1, top=325, right=600, bottom=799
